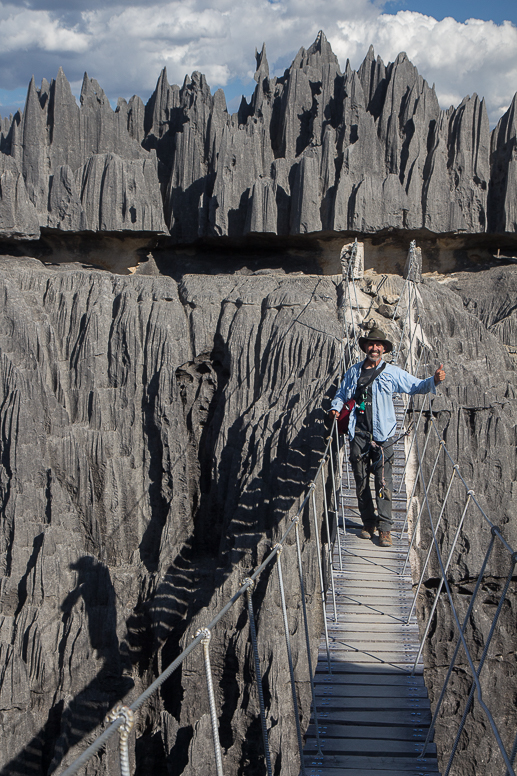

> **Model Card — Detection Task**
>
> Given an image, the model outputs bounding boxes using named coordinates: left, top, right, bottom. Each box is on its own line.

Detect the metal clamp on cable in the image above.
left=273, top=543, right=283, bottom=555
left=242, top=577, right=255, bottom=591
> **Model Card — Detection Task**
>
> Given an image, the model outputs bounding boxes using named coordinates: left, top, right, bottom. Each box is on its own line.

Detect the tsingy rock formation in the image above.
left=1, top=32, right=516, bottom=243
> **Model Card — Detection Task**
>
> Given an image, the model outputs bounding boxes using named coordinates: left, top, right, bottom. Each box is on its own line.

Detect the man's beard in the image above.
left=366, top=353, right=382, bottom=363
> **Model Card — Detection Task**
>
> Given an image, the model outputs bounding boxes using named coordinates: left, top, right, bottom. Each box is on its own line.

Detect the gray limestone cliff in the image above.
left=0, top=32, right=516, bottom=243
left=0, top=258, right=341, bottom=776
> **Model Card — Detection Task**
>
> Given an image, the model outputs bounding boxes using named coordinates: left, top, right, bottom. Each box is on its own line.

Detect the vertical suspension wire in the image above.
left=274, top=545, right=307, bottom=776
left=411, top=488, right=474, bottom=675
left=321, top=466, right=337, bottom=622
left=399, top=343, right=426, bottom=434
left=419, top=534, right=497, bottom=758
left=405, top=464, right=458, bottom=623
left=334, top=421, right=347, bottom=556
left=397, top=381, right=431, bottom=495
left=401, top=440, right=445, bottom=575
left=443, top=557, right=517, bottom=776
left=328, top=429, right=343, bottom=571
left=411, top=432, right=515, bottom=769
left=244, top=581, right=273, bottom=776
left=399, top=413, right=434, bottom=540
left=195, top=628, right=224, bottom=776
left=311, top=487, right=332, bottom=673
left=104, top=704, right=135, bottom=776
left=344, top=263, right=357, bottom=354
left=404, top=314, right=420, bottom=375
left=293, top=518, right=323, bottom=757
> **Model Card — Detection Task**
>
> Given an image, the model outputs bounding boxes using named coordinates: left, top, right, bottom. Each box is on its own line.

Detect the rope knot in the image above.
left=195, top=627, right=211, bottom=645
left=105, top=704, right=135, bottom=737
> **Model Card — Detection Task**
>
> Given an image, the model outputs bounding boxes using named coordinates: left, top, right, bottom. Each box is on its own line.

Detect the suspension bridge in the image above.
left=55, top=242, right=516, bottom=776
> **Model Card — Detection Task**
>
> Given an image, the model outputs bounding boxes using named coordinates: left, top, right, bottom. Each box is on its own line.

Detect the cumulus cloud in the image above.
left=332, top=12, right=517, bottom=123
left=0, top=0, right=515, bottom=126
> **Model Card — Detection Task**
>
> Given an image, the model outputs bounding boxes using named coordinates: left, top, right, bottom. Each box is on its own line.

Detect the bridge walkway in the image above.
left=303, top=409, right=441, bottom=775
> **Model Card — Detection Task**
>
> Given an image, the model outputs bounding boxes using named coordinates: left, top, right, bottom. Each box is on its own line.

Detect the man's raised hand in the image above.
left=434, top=363, right=446, bottom=385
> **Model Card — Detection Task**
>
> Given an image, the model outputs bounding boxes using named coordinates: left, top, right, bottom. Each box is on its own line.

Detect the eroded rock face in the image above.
left=0, top=251, right=516, bottom=776
left=0, top=257, right=342, bottom=776
left=402, top=270, right=517, bottom=776
left=0, top=32, right=516, bottom=242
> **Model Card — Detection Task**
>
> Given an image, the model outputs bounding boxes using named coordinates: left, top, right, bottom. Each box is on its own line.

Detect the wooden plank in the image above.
left=313, top=685, right=428, bottom=699
left=304, top=768, right=439, bottom=776
left=312, top=674, right=425, bottom=687
left=312, top=697, right=429, bottom=711
left=316, top=662, right=424, bottom=675
left=308, top=710, right=432, bottom=726
left=303, top=755, right=438, bottom=771
left=303, top=739, right=437, bottom=755
left=306, top=723, right=431, bottom=740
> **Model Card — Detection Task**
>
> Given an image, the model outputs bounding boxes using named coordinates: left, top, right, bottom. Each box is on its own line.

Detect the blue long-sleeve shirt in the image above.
left=331, top=360, right=437, bottom=442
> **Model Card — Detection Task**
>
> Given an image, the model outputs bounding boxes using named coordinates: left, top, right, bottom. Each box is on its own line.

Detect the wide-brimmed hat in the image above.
left=358, top=326, right=393, bottom=353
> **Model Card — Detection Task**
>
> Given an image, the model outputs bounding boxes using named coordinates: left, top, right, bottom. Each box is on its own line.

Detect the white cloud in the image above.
left=0, top=1, right=515, bottom=126
left=331, top=12, right=517, bottom=122
left=0, top=6, right=89, bottom=52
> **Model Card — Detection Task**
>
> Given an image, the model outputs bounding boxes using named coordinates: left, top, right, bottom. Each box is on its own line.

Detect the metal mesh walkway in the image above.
left=303, top=415, right=441, bottom=775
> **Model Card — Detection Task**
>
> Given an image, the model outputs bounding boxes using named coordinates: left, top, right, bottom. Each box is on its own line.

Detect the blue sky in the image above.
left=0, top=0, right=516, bottom=126
left=389, top=0, right=516, bottom=24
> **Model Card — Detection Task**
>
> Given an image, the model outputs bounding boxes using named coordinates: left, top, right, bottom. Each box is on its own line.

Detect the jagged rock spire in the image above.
left=254, top=43, right=269, bottom=82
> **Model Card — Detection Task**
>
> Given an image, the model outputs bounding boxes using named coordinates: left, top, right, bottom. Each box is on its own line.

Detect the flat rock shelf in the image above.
left=303, top=401, right=441, bottom=776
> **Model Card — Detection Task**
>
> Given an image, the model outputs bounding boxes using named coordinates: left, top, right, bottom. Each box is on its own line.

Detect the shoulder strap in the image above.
left=354, top=361, right=386, bottom=400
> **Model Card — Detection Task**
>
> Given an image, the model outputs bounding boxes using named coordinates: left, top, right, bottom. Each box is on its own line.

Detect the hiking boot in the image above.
left=359, top=524, right=376, bottom=539
left=379, top=531, right=392, bottom=547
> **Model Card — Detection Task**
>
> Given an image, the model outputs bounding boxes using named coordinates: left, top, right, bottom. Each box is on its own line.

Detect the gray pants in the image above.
left=349, top=433, right=394, bottom=532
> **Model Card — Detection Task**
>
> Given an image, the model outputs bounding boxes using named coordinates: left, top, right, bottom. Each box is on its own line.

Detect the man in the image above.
left=329, top=327, right=446, bottom=547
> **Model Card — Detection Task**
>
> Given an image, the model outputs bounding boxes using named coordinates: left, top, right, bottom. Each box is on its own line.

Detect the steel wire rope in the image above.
left=405, top=464, right=458, bottom=623
left=321, top=465, right=338, bottom=622
left=419, top=532, right=497, bottom=757
left=398, top=410, right=434, bottom=537
left=410, top=488, right=474, bottom=674
left=413, top=432, right=516, bottom=775
left=244, top=580, right=273, bottom=776
left=334, top=421, right=347, bottom=554
left=104, top=705, right=134, bottom=776
left=396, top=366, right=431, bottom=496
left=442, top=557, right=517, bottom=776
left=293, top=518, right=324, bottom=757
left=311, top=486, right=332, bottom=673
left=401, top=438, right=445, bottom=576
left=196, top=628, right=225, bottom=776
left=328, top=433, right=343, bottom=570
left=275, top=544, right=307, bottom=776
